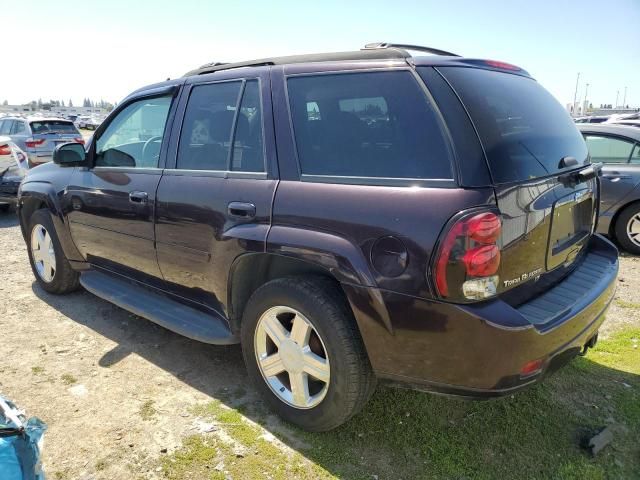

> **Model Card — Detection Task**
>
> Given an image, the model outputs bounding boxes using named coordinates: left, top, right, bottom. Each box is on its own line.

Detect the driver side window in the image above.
left=95, top=95, right=172, bottom=168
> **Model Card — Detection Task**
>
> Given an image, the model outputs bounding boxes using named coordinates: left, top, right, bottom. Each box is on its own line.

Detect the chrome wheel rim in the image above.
left=254, top=306, right=330, bottom=409
left=30, top=224, right=56, bottom=283
left=627, top=212, right=640, bottom=247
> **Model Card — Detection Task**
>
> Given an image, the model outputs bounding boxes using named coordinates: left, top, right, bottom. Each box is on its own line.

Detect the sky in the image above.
left=2, top=0, right=639, bottom=108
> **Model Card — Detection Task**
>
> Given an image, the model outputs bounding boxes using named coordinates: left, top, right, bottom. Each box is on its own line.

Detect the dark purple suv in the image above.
left=18, top=44, right=618, bottom=431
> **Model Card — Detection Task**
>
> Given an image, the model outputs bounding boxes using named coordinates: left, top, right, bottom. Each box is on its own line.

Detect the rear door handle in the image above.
left=129, top=191, right=148, bottom=204
left=228, top=202, right=256, bottom=218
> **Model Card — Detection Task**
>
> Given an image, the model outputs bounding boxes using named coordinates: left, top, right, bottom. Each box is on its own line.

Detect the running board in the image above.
left=80, top=270, right=238, bottom=344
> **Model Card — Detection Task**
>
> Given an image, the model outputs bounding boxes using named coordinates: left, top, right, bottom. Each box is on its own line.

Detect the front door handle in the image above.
left=228, top=202, right=256, bottom=218
left=602, top=174, right=631, bottom=181
left=129, top=191, right=149, bottom=204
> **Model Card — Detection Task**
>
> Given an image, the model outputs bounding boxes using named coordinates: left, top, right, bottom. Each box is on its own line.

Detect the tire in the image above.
left=241, top=276, right=376, bottom=431
left=614, top=203, right=640, bottom=255
left=27, top=209, right=80, bottom=294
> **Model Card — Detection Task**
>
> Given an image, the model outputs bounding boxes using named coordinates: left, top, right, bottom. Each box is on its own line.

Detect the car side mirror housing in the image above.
left=53, top=142, right=86, bottom=166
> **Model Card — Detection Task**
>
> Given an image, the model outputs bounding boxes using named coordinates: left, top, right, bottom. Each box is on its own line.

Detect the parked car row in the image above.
left=17, top=44, right=619, bottom=431
left=575, top=111, right=640, bottom=126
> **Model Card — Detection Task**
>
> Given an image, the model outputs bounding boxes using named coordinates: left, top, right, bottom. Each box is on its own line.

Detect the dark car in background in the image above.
left=578, top=123, right=640, bottom=254
left=0, top=117, right=84, bottom=167
left=17, top=44, right=618, bottom=431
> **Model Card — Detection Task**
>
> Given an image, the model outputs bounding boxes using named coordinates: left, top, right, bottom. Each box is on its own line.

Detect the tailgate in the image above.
left=437, top=66, right=596, bottom=300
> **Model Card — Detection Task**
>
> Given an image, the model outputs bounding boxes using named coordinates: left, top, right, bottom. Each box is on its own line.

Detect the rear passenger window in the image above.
left=178, top=80, right=265, bottom=172
left=286, top=71, right=453, bottom=180
left=584, top=135, right=634, bottom=164
left=0, top=120, right=12, bottom=135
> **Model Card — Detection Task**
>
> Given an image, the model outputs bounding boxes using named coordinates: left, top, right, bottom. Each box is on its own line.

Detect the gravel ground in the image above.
left=0, top=208, right=638, bottom=479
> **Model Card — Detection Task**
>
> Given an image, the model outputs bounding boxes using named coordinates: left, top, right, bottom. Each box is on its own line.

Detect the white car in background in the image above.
left=0, top=136, right=29, bottom=212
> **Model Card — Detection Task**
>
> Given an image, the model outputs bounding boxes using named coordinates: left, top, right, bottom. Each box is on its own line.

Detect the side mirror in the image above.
left=53, top=142, right=86, bottom=166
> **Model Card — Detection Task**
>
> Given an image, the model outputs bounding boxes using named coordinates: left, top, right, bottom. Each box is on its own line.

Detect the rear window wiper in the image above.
left=557, top=162, right=602, bottom=187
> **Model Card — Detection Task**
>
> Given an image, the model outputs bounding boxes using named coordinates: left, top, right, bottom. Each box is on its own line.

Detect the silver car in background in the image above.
left=0, top=116, right=84, bottom=167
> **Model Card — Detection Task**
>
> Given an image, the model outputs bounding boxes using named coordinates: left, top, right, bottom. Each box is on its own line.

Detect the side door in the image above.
left=65, top=88, right=178, bottom=287
left=155, top=68, right=277, bottom=314
left=583, top=134, right=639, bottom=212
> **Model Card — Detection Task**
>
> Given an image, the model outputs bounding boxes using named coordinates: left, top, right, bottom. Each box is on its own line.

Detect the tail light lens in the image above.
left=433, top=210, right=502, bottom=301
left=0, top=144, right=11, bottom=155
left=25, top=138, right=46, bottom=148
left=74, top=137, right=85, bottom=145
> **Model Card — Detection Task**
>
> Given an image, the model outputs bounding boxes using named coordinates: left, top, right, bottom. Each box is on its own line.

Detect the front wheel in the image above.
left=241, top=276, right=376, bottom=432
left=27, top=209, right=80, bottom=294
left=614, top=203, right=640, bottom=255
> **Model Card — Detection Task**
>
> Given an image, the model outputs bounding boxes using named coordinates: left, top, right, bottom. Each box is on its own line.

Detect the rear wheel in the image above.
left=27, top=209, right=80, bottom=294
left=614, top=203, right=640, bottom=255
left=241, top=276, right=375, bottom=431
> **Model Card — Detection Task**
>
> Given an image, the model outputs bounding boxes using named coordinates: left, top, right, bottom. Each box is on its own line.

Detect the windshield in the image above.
left=435, top=67, right=589, bottom=184
left=30, top=120, right=79, bottom=134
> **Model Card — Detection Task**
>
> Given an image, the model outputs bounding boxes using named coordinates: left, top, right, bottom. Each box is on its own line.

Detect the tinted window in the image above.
left=439, top=67, right=589, bottom=183
left=29, top=120, right=78, bottom=134
left=231, top=80, right=265, bottom=172
left=177, top=81, right=242, bottom=170
left=95, top=95, right=172, bottom=168
left=287, top=71, right=453, bottom=180
left=584, top=135, right=634, bottom=164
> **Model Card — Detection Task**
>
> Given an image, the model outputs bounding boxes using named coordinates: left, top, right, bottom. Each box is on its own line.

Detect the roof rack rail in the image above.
left=363, top=42, right=460, bottom=57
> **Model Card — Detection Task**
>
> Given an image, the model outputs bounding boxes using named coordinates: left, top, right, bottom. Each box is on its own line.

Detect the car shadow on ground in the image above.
left=32, top=282, right=640, bottom=479
left=0, top=210, right=19, bottom=228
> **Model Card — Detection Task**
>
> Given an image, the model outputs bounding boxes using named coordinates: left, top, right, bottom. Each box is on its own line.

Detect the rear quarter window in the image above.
left=286, top=70, right=453, bottom=181
left=438, top=67, right=588, bottom=184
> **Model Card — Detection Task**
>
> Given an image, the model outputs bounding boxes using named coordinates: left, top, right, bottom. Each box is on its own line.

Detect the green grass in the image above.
left=31, top=366, right=44, bottom=375
left=162, top=328, right=640, bottom=480
left=139, top=400, right=157, bottom=421
left=615, top=299, right=640, bottom=310
left=60, top=373, right=77, bottom=385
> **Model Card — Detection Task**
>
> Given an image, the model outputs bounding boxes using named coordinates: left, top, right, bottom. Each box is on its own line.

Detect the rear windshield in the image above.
left=437, top=67, right=588, bottom=183
left=29, top=120, right=78, bottom=134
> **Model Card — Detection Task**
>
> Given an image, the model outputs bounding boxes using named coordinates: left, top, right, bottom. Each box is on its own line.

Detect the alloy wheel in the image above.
left=627, top=212, right=640, bottom=247
left=254, top=306, right=330, bottom=409
left=30, top=224, right=56, bottom=283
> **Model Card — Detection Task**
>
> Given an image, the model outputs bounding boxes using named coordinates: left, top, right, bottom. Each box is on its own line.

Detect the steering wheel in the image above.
left=141, top=136, right=163, bottom=164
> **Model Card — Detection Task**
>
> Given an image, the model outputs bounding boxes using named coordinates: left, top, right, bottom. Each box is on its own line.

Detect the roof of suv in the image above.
left=182, top=43, right=531, bottom=78
left=127, top=43, right=532, bottom=102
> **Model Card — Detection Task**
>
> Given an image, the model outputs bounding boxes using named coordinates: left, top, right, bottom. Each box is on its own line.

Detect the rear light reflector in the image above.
left=463, top=245, right=500, bottom=277
left=25, top=138, right=45, bottom=148
left=520, top=358, right=544, bottom=377
left=0, top=144, right=11, bottom=155
left=433, top=210, right=502, bottom=301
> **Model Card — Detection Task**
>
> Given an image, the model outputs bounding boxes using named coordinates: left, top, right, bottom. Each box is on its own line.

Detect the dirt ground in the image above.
left=0, top=209, right=638, bottom=479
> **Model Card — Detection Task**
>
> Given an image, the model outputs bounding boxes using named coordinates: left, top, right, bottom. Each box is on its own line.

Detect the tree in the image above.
left=61, top=99, right=65, bottom=107
left=37, top=98, right=43, bottom=109
left=69, top=99, right=73, bottom=107
left=2, top=100, right=7, bottom=106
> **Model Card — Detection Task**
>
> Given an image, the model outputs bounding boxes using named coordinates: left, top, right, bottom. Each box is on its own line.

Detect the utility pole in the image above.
left=572, top=72, right=580, bottom=116
left=615, top=90, right=619, bottom=108
left=583, top=83, right=590, bottom=114
left=622, top=86, right=627, bottom=108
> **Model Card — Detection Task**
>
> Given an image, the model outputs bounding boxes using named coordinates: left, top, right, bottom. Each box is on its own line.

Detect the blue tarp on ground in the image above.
left=0, top=396, right=46, bottom=480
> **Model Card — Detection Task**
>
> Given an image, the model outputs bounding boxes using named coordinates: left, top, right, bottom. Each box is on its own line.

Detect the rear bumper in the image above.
left=345, top=234, right=618, bottom=397
left=0, top=182, right=19, bottom=205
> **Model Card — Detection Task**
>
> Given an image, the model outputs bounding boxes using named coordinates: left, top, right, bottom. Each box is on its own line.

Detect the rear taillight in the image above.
left=74, top=137, right=85, bottom=145
left=0, top=144, right=11, bottom=155
left=433, top=210, right=502, bottom=301
left=25, top=138, right=46, bottom=148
